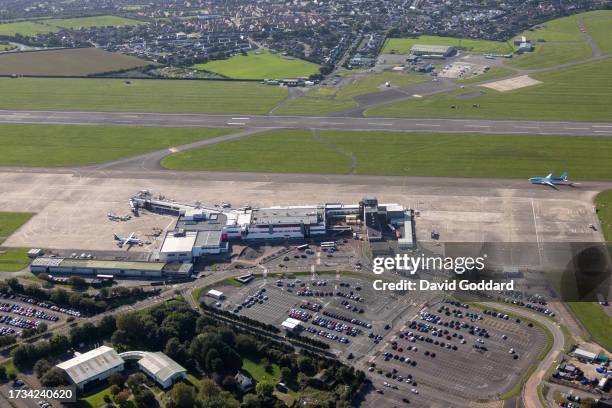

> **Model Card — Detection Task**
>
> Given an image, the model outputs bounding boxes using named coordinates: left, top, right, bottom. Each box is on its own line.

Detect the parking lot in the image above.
left=0, top=291, right=79, bottom=338
left=204, top=275, right=429, bottom=358
left=364, top=300, right=547, bottom=406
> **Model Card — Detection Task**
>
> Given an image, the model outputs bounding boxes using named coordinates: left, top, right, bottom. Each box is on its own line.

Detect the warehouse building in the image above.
left=410, top=44, right=455, bottom=58
left=120, top=351, right=187, bottom=389
left=57, top=346, right=124, bottom=389
left=30, top=257, right=192, bottom=278
left=57, top=346, right=187, bottom=390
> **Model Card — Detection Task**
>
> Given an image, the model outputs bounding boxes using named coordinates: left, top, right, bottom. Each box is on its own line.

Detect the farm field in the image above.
left=382, top=35, right=515, bottom=55
left=0, top=15, right=144, bottom=37
left=0, top=77, right=288, bottom=114
left=161, top=129, right=612, bottom=180
left=456, top=66, right=516, bottom=84
left=0, top=124, right=236, bottom=166
left=0, top=48, right=150, bottom=76
left=275, top=71, right=427, bottom=115
left=192, top=48, right=319, bottom=79
left=505, top=10, right=612, bottom=69
left=0, top=212, right=34, bottom=273
left=365, top=58, right=612, bottom=122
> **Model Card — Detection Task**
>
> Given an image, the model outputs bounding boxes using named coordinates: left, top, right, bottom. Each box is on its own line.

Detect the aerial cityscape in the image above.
left=0, top=0, right=610, bottom=407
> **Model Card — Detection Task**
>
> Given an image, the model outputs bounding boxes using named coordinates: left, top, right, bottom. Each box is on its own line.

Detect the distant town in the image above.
left=0, top=0, right=607, bottom=74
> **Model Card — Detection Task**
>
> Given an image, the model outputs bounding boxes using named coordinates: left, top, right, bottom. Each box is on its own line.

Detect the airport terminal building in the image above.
left=129, top=192, right=415, bottom=263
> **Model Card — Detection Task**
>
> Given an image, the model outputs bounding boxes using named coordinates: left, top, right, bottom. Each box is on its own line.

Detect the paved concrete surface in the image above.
left=1, top=110, right=612, bottom=136
left=0, top=169, right=605, bottom=254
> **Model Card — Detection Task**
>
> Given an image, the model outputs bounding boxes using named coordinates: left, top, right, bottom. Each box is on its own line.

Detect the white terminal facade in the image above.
left=129, top=191, right=415, bottom=263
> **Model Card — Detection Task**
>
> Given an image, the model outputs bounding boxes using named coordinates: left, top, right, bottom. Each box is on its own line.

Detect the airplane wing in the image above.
left=546, top=173, right=552, bottom=179
left=543, top=181, right=558, bottom=189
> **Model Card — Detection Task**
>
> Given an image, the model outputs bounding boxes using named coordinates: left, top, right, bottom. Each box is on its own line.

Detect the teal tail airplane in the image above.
left=528, top=171, right=577, bottom=188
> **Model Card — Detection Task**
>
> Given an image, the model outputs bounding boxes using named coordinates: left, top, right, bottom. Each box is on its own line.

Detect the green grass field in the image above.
left=595, top=190, right=612, bottom=241
left=366, top=58, right=612, bottom=122
left=382, top=35, right=515, bottom=55
left=567, top=302, right=612, bottom=351
left=0, top=15, right=143, bottom=36
left=0, top=212, right=34, bottom=273
left=192, top=48, right=319, bottom=79
left=0, top=78, right=287, bottom=114
left=275, top=71, right=427, bottom=115
left=242, top=358, right=281, bottom=383
left=161, top=129, right=612, bottom=180
left=0, top=124, right=235, bottom=166
left=0, top=43, right=16, bottom=51
left=456, top=66, right=516, bottom=84
left=162, top=129, right=352, bottom=173
left=0, top=212, right=33, bottom=243
left=506, top=10, right=612, bottom=69
left=582, top=12, right=612, bottom=54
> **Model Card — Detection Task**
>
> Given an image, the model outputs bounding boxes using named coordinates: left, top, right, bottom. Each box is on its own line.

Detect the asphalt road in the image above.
left=1, top=109, right=612, bottom=136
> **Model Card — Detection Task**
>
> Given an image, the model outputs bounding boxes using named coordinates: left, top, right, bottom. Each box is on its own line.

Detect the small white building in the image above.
left=57, top=346, right=124, bottom=389
left=281, top=317, right=302, bottom=332
left=207, top=289, right=225, bottom=300
left=574, top=348, right=597, bottom=362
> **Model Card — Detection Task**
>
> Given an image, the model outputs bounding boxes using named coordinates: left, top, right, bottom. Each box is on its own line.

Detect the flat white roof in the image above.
left=207, top=289, right=224, bottom=297
left=281, top=317, right=302, bottom=329
left=160, top=231, right=197, bottom=253
left=138, top=352, right=186, bottom=383
left=57, top=346, right=123, bottom=385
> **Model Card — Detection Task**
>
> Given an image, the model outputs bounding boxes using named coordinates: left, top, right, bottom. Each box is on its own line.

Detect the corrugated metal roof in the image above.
left=57, top=346, right=124, bottom=385
left=138, top=352, right=186, bottom=383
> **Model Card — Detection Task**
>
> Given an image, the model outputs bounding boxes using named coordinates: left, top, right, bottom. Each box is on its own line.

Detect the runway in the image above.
left=1, top=109, right=612, bottom=136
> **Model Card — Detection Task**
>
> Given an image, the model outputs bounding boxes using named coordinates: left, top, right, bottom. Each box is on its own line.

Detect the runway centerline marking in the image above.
left=226, top=122, right=246, bottom=126
left=231, top=117, right=250, bottom=120
left=415, top=124, right=440, bottom=127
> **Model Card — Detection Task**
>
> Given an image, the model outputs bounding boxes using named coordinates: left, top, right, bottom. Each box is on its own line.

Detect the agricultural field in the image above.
left=0, top=124, right=236, bottom=167
left=0, top=15, right=144, bottom=37
left=161, top=129, right=612, bottom=180
left=505, top=10, right=612, bottom=69
left=192, top=48, right=319, bottom=79
left=382, top=35, right=515, bottom=55
left=366, top=58, right=612, bottom=122
left=0, top=48, right=150, bottom=76
left=0, top=77, right=288, bottom=114
left=275, top=71, right=427, bottom=115
left=0, top=212, right=34, bottom=273
left=456, top=66, right=516, bottom=84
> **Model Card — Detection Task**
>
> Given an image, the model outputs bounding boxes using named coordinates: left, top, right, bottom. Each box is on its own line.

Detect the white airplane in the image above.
left=113, top=232, right=145, bottom=248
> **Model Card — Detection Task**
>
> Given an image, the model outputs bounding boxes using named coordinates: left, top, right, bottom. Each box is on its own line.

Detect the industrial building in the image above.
left=30, top=257, right=192, bottom=278
left=56, top=346, right=186, bottom=390
left=410, top=44, right=455, bottom=58
left=120, top=351, right=187, bottom=389
left=56, top=346, right=124, bottom=389
left=130, top=191, right=415, bottom=262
